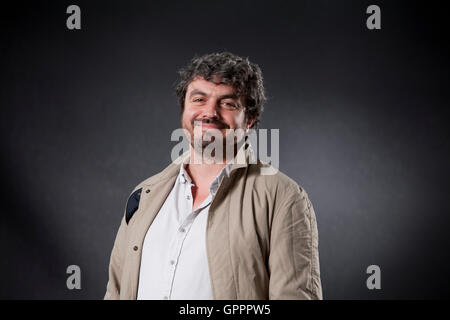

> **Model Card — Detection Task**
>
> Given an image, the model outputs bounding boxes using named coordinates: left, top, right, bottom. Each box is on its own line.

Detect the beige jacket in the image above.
left=104, top=143, right=322, bottom=300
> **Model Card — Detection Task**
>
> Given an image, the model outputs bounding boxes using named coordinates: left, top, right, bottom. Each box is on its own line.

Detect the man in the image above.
left=104, top=52, right=322, bottom=300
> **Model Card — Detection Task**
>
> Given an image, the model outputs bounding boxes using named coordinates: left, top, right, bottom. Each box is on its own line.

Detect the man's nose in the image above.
left=201, top=100, right=219, bottom=118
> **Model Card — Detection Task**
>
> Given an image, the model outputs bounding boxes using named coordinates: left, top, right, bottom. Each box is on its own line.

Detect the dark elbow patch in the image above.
left=126, top=188, right=142, bottom=224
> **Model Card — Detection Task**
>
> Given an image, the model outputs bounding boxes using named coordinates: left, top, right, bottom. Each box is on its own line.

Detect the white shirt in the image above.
left=137, top=158, right=232, bottom=300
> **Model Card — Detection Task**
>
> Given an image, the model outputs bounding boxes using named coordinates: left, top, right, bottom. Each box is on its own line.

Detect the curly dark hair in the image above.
left=175, top=52, right=266, bottom=129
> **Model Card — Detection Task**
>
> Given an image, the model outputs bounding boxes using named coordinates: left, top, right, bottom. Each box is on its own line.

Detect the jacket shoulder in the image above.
left=124, top=160, right=179, bottom=224
left=132, top=161, right=179, bottom=191
left=247, top=160, right=309, bottom=202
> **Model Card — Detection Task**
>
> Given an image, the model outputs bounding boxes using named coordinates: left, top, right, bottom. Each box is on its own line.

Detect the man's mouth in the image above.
left=193, top=120, right=227, bottom=130
left=200, top=123, right=223, bottom=129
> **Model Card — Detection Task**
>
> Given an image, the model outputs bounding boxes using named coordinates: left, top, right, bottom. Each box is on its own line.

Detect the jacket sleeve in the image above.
left=268, top=186, right=323, bottom=299
left=104, top=215, right=128, bottom=300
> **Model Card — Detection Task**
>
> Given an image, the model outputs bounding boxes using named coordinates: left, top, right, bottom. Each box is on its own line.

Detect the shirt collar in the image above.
left=178, top=155, right=233, bottom=197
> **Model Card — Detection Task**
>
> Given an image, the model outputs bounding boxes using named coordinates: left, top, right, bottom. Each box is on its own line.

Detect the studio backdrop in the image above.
left=1, top=0, right=449, bottom=299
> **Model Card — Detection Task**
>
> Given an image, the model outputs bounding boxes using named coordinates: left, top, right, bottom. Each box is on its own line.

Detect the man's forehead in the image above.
left=187, top=77, right=237, bottom=95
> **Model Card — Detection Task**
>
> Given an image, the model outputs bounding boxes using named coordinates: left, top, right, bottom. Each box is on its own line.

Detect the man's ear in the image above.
left=246, top=117, right=256, bottom=130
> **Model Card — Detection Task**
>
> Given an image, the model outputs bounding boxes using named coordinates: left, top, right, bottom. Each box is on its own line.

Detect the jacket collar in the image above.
left=142, top=139, right=256, bottom=187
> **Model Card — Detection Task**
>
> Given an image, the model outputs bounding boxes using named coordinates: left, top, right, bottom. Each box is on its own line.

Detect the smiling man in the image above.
left=104, top=52, right=322, bottom=300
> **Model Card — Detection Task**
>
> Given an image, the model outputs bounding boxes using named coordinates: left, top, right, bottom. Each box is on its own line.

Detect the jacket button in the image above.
left=146, top=189, right=150, bottom=193
left=133, top=245, right=138, bottom=251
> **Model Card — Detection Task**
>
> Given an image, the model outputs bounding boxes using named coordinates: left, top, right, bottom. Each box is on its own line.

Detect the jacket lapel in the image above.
left=124, top=164, right=180, bottom=299
left=207, top=141, right=255, bottom=299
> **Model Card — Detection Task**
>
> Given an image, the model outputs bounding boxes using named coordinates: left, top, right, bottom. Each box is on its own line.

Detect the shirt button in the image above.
left=163, top=296, right=168, bottom=300
left=170, top=260, right=175, bottom=265
left=186, top=195, right=191, bottom=200
left=133, top=246, right=138, bottom=251
left=179, top=227, right=185, bottom=233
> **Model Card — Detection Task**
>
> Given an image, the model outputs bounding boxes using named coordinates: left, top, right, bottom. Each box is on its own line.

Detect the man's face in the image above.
left=181, top=77, right=254, bottom=154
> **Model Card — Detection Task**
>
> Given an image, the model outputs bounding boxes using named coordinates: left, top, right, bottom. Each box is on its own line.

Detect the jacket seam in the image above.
left=304, top=197, right=317, bottom=299
left=227, top=172, right=240, bottom=299
left=292, top=194, right=317, bottom=299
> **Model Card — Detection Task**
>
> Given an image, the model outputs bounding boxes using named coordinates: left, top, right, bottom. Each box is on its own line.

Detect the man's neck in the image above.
left=184, top=150, right=228, bottom=187
left=186, top=162, right=226, bottom=187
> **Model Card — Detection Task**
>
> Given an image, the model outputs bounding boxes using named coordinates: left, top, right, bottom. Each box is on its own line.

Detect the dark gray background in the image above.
left=1, top=0, right=449, bottom=299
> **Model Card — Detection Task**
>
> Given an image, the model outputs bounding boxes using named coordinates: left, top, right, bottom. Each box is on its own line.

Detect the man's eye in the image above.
left=193, top=98, right=204, bottom=102
left=222, top=102, right=236, bottom=109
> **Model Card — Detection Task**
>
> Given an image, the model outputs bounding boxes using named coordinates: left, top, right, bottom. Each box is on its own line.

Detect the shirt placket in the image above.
left=164, top=177, right=205, bottom=300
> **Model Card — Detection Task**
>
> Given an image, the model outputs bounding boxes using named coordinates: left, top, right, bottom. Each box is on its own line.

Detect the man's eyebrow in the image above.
left=188, top=90, right=239, bottom=101
left=189, top=89, right=207, bottom=98
left=218, top=93, right=239, bottom=100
